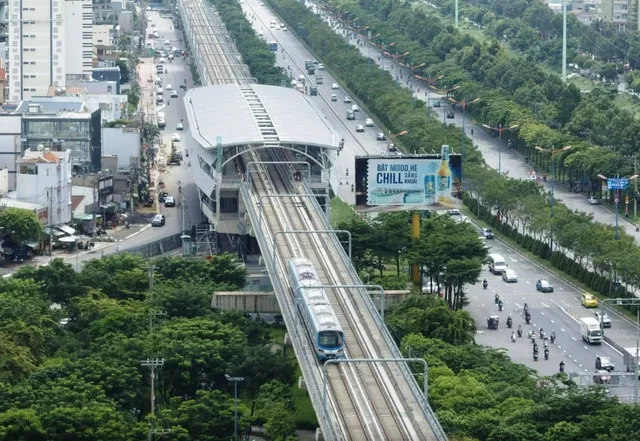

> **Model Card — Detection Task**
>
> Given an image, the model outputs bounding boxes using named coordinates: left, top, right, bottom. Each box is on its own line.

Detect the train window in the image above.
left=319, top=331, right=343, bottom=348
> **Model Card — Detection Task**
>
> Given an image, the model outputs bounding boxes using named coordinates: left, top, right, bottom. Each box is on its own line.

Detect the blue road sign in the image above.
left=607, top=178, right=630, bottom=190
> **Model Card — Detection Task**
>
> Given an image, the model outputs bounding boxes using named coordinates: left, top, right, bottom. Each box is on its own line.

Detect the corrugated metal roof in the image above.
left=16, top=98, right=85, bottom=114
left=184, top=85, right=339, bottom=150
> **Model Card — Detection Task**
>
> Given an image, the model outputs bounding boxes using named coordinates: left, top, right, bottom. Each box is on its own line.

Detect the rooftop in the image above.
left=184, top=85, right=339, bottom=150
left=16, top=97, right=86, bottom=114
left=17, top=151, right=62, bottom=164
left=0, top=198, right=46, bottom=212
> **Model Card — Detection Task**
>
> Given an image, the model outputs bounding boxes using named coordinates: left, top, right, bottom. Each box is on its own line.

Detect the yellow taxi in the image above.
left=581, top=293, right=598, bottom=308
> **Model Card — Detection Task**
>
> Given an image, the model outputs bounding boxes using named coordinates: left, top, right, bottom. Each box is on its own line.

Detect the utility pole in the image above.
left=48, top=186, right=54, bottom=260
left=91, top=177, right=98, bottom=240
left=148, top=265, right=155, bottom=291
left=180, top=197, right=188, bottom=232
left=454, top=0, right=459, bottom=28
left=562, top=0, right=567, bottom=82
left=634, top=155, right=638, bottom=225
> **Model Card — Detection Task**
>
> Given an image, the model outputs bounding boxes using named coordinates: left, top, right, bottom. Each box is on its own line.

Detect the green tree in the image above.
left=13, top=258, right=83, bottom=305
left=0, top=208, right=42, bottom=244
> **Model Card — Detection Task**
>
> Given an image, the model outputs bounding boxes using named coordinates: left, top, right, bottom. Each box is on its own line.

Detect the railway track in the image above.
left=244, top=148, right=436, bottom=440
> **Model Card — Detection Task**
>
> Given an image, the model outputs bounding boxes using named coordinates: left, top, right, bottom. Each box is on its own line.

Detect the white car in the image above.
left=280, top=23, right=285, bottom=28
left=365, top=118, right=374, bottom=127
left=594, top=312, right=612, bottom=328
left=176, top=123, right=184, bottom=130
left=170, top=90, right=178, bottom=98
left=355, top=125, right=365, bottom=132
left=275, top=25, right=280, bottom=30
left=270, top=22, right=275, bottom=28
left=282, top=26, right=287, bottom=31
left=166, top=84, right=172, bottom=90
left=260, top=1, right=264, bottom=4
left=318, top=63, right=325, bottom=70
left=331, top=83, right=339, bottom=90
left=171, top=133, right=181, bottom=142
left=502, top=269, right=518, bottom=283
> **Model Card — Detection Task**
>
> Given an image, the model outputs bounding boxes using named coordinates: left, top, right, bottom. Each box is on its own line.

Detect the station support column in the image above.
left=411, top=211, right=421, bottom=287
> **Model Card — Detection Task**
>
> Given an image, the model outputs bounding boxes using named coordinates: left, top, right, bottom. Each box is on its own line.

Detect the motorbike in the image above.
left=550, top=332, right=556, bottom=344
left=517, top=325, right=523, bottom=338
left=530, top=332, right=536, bottom=342
left=507, top=316, right=512, bottom=328
left=525, top=314, right=531, bottom=324
left=544, top=348, right=549, bottom=360
left=494, top=293, right=499, bottom=304
left=540, top=329, right=546, bottom=339
left=559, top=362, right=565, bottom=373
left=527, top=328, right=533, bottom=338
left=498, top=302, right=503, bottom=312
left=510, top=332, right=516, bottom=343
left=483, top=280, right=488, bottom=289
left=125, top=221, right=130, bottom=229
left=533, top=350, right=539, bottom=361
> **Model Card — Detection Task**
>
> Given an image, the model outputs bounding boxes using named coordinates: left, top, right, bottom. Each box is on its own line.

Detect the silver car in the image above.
left=502, top=269, right=518, bottom=283
left=594, top=311, right=612, bottom=328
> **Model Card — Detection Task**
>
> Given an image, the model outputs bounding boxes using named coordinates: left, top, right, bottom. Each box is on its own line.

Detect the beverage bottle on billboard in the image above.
left=437, top=145, right=452, bottom=204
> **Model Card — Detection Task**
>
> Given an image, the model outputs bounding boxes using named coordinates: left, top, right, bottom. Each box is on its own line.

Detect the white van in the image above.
left=488, top=253, right=508, bottom=274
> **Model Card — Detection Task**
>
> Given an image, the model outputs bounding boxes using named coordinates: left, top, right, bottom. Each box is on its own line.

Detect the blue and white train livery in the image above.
left=288, top=257, right=345, bottom=361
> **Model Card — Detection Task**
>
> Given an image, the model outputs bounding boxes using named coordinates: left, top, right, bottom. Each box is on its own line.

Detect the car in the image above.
left=355, top=125, right=365, bottom=132
left=331, top=94, right=337, bottom=101
left=446, top=111, right=455, bottom=119
left=536, top=278, right=554, bottom=293
left=171, top=133, right=181, bottom=142
left=332, top=83, right=339, bottom=90
left=280, top=23, right=285, bottom=28
left=376, top=132, right=385, bottom=141
left=502, top=269, right=518, bottom=283
left=432, top=100, right=441, bottom=107
left=164, top=196, right=176, bottom=207
left=482, top=228, right=494, bottom=239
left=313, top=60, right=319, bottom=64
left=351, top=104, right=360, bottom=112
left=365, top=118, right=374, bottom=127
left=171, top=90, right=178, bottom=98
left=582, top=293, right=598, bottom=308
left=344, top=96, right=352, bottom=103
left=156, top=95, right=163, bottom=103
left=387, top=143, right=397, bottom=152
left=270, top=22, right=275, bottom=28
left=275, top=25, right=280, bottom=30
left=166, top=83, right=172, bottom=90
left=151, top=214, right=166, bottom=227
left=282, top=26, right=287, bottom=31
left=176, top=123, right=184, bottom=130
left=318, top=63, right=324, bottom=70
left=588, top=195, right=600, bottom=205
left=260, top=1, right=264, bottom=5
left=596, top=356, right=615, bottom=372
left=593, top=369, right=612, bottom=384
left=594, top=312, right=612, bottom=328
left=346, top=111, right=355, bottom=120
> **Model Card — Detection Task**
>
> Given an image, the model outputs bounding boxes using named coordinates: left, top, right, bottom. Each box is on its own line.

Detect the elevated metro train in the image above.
left=288, top=257, right=345, bottom=361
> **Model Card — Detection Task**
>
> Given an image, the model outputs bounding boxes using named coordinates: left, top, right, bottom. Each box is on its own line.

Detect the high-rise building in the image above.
left=7, top=0, right=93, bottom=103
left=64, top=0, right=93, bottom=81
left=8, top=0, right=66, bottom=102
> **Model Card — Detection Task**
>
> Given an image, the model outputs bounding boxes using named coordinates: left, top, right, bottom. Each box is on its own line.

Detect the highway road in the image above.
left=241, top=0, right=395, bottom=205
left=243, top=0, right=640, bottom=382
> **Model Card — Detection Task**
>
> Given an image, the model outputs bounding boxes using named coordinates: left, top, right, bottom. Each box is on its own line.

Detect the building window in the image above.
left=46, top=169, right=50, bottom=177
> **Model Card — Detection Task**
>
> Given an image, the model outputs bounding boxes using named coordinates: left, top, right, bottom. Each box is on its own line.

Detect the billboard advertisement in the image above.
left=354, top=146, right=462, bottom=212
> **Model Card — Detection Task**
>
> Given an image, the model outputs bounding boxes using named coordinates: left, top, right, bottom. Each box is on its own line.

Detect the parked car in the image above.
left=588, top=195, right=600, bottom=205
left=446, top=111, right=455, bottom=119
left=536, top=278, right=554, bottom=293
left=151, top=214, right=166, bottom=227
left=502, top=269, right=518, bottom=283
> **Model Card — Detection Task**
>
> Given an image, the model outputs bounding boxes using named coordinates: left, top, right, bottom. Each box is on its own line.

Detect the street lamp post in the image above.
left=225, top=374, right=244, bottom=441
left=597, top=173, right=639, bottom=240
left=369, top=33, right=380, bottom=69
left=448, top=97, right=480, bottom=183
left=482, top=124, right=520, bottom=175
left=535, top=145, right=572, bottom=248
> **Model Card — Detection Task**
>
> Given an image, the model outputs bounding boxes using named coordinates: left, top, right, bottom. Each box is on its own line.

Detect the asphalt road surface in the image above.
left=242, top=0, right=394, bottom=205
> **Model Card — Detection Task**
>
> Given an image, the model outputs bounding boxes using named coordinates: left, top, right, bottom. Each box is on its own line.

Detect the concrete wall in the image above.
left=211, top=290, right=411, bottom=313
left=0, top=115, right=23, bottom=190
left=102, top=126, right=139, bottom=171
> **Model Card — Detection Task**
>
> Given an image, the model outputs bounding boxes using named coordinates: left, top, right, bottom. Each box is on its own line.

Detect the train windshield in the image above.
left=318, top=331, right=343, bottom=348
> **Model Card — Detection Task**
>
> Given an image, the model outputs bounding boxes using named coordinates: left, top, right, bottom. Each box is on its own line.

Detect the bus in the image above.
left=268, top=41, right=277, bottom=52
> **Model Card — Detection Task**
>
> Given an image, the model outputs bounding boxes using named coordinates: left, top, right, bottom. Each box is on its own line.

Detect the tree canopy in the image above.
left=0, top=254, right=299, bottom=441
left=0, top=208, right=42, bottom=245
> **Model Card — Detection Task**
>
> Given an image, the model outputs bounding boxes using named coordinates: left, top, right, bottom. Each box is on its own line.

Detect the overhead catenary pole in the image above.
left=455, top=0, right=459, bottom=28
left=48, top=186, right=54, bottom=260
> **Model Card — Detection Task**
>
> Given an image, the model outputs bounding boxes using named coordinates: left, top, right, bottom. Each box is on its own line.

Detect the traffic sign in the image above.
left=607, top=178, right=630, bottom=190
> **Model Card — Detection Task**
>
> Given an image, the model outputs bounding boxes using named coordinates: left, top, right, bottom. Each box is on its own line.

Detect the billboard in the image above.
left=354, top=147, right=462, bottom=212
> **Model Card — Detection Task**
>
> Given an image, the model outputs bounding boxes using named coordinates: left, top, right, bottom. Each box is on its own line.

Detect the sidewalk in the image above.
left=137, top=57, right=158, bottom=125
left=316, top=4, right=640, bottom=243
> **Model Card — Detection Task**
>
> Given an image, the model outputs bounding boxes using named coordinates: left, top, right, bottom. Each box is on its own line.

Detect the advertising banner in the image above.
left=354, top=147, right=462, bottom=212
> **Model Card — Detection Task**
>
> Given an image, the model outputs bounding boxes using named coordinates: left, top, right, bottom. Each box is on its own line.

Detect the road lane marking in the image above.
left=584, top=346, right=589, bottom=350
left=509, top=257, right=518, bottom=262
left=561, top=328, right=566, bottom=332
left=572, top=336, right=577, bottom=340
left=541, top=312, right=545, bottom=316
left=541, top=302, right=550, bottom=308
left=526, top=280, right=531, bottom=284
left=551, top=320, right=555, bottom=324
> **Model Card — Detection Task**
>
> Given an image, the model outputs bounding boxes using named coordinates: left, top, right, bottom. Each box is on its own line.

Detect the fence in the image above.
left=113, top=233, right=183, bottom=258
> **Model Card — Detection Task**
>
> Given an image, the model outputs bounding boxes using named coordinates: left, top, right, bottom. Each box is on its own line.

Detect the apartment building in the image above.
left=64, top=0, right=93, bottom=81
left=568, top=0, right=639, bottom=31
left=8, top=0, right=66, bottom=102
left=8, top=0, right=93, bottom=103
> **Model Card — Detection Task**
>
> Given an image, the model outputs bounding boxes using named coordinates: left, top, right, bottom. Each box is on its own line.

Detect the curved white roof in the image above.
left=184, top=84, right=339, bottom=150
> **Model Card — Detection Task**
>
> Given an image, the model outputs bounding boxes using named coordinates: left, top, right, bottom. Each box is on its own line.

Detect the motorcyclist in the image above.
left=483, top=279, right=488, bottom=289
left=525, top=312, right=531, bottom=324
left=510, top=331, right=516, bottom=342
left=550, top=331, right=556, bottom=344
left=517, top=324, right=523, bottom=337
left=498, top=300, right=503, bottom=311
left=527, top=328, right=533, bottom=338
left=346, top=168, right=349, bottom=177
left=524, top=302, right=528, bottom=313
left=507, top=315, right=512, bottom=328
left=539, top=328, right=545, bottom=339
left=533, top=342, right=539, bottom=353
left=559, top=361, right=565, bottom=373
left=544, top=346, right=550, bottom=360
left=494, top=293, right=499, bottom=304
